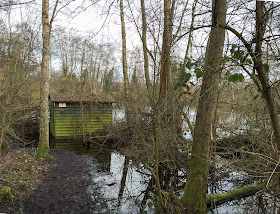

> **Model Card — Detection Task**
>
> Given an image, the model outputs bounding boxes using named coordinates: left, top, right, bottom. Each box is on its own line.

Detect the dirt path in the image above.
left=7, top=149, right=110, bottom=214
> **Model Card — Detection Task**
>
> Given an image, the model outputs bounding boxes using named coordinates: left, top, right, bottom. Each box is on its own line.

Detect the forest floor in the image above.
left=0, top=149, right=110, bottom=214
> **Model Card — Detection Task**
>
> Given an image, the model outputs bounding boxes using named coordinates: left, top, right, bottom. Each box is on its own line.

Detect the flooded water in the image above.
left=51, top=141, right=154, bottom=213
left=50, top=140, right=280, bottom=213
left=88, top=152, right=153, bottom=214
left=182, top=108, right=253, bottom=140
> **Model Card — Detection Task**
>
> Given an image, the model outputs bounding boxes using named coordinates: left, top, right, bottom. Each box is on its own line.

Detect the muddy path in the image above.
left=4, top=149, right=110, bottom=214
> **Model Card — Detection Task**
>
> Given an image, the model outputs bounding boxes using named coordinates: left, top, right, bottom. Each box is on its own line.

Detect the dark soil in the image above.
left=1, top=149, right=110, bottom=214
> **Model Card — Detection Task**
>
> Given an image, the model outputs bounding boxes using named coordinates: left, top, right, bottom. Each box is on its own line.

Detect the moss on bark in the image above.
left=36, top=141, right=50, bottom=161
left=180, top=184, right=264, bottom=212
left=206, top=184, right=264, bottom=207
left=181, top=154, right=209, bottom=213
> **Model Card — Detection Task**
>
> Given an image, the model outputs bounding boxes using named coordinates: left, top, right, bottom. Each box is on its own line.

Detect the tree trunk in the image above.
left=176, top=0, right=198, bottom=139
left=255, top=1, right=280, bottom=159
left=120, top=0, right=130, bottom=121
left=36, top=0, right=51, bottom=160
left=181, top=0, right=226, bottom=213
left=181, top=0, right=198, bottom=72
left=254, top=1, right=280, bottom=185
left=0, top=112, right=6, bottom=156
left=158, top=0, right=173, bottom=106
left=152, top=0, right=174, bottom=210
left=140, top=0, right=151, bottom=96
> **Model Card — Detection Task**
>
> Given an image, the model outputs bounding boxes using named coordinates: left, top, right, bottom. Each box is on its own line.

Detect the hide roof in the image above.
left=49, top=93, right=115, bottom=103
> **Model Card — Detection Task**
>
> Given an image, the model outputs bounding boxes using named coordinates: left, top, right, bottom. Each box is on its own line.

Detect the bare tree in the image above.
left=158, top=0, right=174, bottom=105
left=119, top=0, right=131, bottom=122
left=254, top=1, right=280, bottom=160
left=0, top=20, right=40, bottom=156
left=140, top=0, right=151, bottom=96
left=36, top=0, right=58, bottom=160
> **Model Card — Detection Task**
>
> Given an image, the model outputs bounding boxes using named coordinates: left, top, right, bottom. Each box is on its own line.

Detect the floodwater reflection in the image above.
left=50, top=140, right=111, bottom=170
left=51, top=140, right=153, bottom=213
left=89, top=152, right=153, bottom=213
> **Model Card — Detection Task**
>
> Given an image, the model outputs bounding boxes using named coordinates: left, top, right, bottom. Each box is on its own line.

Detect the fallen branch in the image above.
left=206, top=184, right=265, bottom=207
left=23, top=140, right=37, bottom=147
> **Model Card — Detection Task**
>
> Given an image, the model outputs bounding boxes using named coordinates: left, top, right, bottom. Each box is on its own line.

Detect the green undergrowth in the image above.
left=0, top=186, right=14, bottom=202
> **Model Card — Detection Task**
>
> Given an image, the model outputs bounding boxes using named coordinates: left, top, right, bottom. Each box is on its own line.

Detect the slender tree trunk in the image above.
left=36, top=0, right=51, bottom=160
left=182, top=0, right=226, bottom=213
left=158, top=0, right=173, bottom=105
left=151, top=0, right=174, bottom=211
left=176, top=0, right=198, bottom=138
left=153, top=115, right=166, bottom=211
left=140, top=0, right=151, bottom=96
left=211, top=89, right=220, bottom=153
left=80, top=47, right=86, bottom=91
left=120, top=0, right=130, bottom=121
left=254, top=1, right=280, bottom=185
left=255, top=1, right=280, bottom=159
left=0, top=112, right=6, bottom=155
left=182, top=0, right=198, bottom=72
